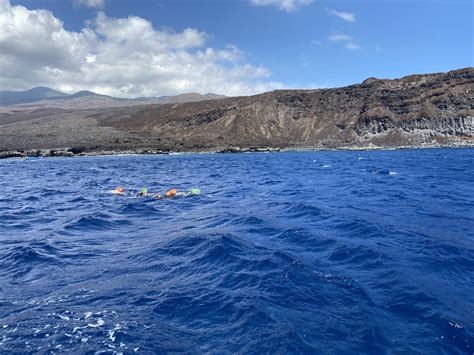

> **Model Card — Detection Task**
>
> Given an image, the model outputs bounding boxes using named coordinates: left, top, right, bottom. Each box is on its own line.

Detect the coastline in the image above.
left=1, top=142, right=473, bottom=160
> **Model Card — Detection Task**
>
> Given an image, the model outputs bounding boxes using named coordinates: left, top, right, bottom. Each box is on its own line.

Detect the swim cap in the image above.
left=116, top=187, right=125, bottom=192
left=141, top=188, right=148, bottom=193
left=191, top=188, right=200, bottom=195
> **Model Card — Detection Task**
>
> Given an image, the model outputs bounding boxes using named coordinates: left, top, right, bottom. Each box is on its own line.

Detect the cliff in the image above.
left=0, top=68, right=472, bottom=156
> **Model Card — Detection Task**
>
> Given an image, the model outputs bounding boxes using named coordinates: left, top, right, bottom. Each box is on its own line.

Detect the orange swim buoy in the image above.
left=113, top=187, right=125, bottom=194
left=165, top=189, right=177, bottom=198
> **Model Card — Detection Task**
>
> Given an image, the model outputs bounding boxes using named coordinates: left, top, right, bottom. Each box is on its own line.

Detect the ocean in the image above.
left=0, top=148, right=473, bottom=353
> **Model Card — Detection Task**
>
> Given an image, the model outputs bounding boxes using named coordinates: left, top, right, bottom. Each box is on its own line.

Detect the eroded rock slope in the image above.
left=0, top=68, right=472, bottom=153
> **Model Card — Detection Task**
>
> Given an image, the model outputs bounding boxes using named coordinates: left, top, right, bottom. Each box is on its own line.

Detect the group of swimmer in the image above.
left=112, top=186, right=201, bottom=199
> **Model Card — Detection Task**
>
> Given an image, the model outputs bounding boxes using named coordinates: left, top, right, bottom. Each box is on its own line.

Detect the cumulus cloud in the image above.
left=75, top=0, right=105, bottom=9
left=329, top=9, right=355, bottom=22
left=0, top=0, right=284, bottom=97
left=250, top=0, right=313, bottom=12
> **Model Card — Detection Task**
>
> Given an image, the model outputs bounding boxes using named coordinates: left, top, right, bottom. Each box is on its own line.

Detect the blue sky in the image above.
left=2, top=0, right=473, bottom=96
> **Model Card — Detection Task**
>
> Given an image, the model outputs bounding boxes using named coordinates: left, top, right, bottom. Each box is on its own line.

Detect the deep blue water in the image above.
left=0, top=149, right=473, bottom=354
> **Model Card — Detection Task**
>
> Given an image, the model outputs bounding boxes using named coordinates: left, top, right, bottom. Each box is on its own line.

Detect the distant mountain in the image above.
left=0, top=87, right=226, bottom=108
left=0, top=68, right=472, bottom=156
left=69, top=90, right=109, bottom=99
left=0, top=87, right=68, bottom=106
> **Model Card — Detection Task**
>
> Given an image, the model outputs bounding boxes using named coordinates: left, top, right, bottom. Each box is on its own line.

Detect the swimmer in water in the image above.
left=112, top=187, right=200, bottom=198
left=189, top=188, right=201, bottom=196
left=112, top=187, right=126, bottom=195
left=137, top=188, right=149, bottom=197
left=167, top=188, right=201, bottom=198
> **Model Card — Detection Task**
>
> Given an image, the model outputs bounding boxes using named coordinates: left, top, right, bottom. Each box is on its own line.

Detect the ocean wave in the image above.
left=0, top=241, right=63, bottom=278
left=64, top=213, right=131, bottom=232
left=1, top=149, right=473, bottom=353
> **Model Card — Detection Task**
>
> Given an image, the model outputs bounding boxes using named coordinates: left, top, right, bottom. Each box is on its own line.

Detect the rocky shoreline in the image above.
left=0, top=146, right=282, bottom=159
left=1, top=69, right=472, bottom=158
left=1, top=143, right=473, bottom=160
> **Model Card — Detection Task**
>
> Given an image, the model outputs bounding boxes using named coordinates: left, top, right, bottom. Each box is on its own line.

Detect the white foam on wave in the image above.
left=108, top=330, right=116, bottom=342
left=73, top=325, right=86, bottom=333
left=449, top=321, right=463, bottom=329
left=87, top=318, right=105, bottom=328
left=2, top=291, right=136, bottom=352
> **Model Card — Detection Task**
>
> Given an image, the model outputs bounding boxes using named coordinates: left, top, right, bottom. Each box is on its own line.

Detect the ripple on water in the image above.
left=0, top=149, right=473, bottom=353
left=64, top=213, right=132, bottom=232
left=0, top=241, right=63, bottom=279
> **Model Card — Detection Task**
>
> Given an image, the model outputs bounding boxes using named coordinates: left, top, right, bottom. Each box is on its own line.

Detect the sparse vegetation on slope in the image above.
left=0, top=68, right=472, bottom=156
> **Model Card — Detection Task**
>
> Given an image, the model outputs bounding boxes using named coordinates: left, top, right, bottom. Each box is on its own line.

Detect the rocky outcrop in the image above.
left=0, top=67, right=472, bottom=155
left=355, top=116, right=473, bottom=136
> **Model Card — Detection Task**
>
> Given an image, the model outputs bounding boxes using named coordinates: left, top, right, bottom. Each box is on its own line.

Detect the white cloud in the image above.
left=250, top=0, right=313, bottom=12
left=329, top=9, right=355, bottom=22
left=345, top=42, right=360, bottom=50
left=328, top=33, right=360, bottom=50
left=0, top=1, right=284, bottom=97
left=328, top=34, right=353, bottom=42
left=75, top=0, right=105, bottom=9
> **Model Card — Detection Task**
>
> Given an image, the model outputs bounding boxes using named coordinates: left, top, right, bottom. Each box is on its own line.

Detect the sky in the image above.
left=0, top=0, right=472, bottom=97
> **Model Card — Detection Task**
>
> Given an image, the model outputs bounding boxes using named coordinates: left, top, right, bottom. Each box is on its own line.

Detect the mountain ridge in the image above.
left=0, top=87, right=68, bottom=106
left=0, top=67, right=472, bottom=157
left=0, top=87, right=227, bottom=107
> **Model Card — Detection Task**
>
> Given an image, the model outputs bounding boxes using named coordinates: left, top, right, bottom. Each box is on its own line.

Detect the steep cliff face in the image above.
left=354, top=116, right=472, bottom=137
left=344, top=69, right=473, bottom=147
left=103, top=67, right=473, bottom=149
left=0, top=68, right=472, bottom=152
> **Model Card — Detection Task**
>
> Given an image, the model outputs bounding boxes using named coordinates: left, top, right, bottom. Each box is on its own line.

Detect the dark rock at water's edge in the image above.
left=2, top=144, right=472, bottom=160
left=0, top=67, right=472, bottom=156
left=0, top=146, right=282, bottom=159
left=217, top=147, right=281, bottom=153
left=0, top=148, right=172, bottom=159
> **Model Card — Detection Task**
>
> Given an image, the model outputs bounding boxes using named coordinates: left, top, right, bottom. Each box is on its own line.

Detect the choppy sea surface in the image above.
left=0, top=148, right=473, bottom=354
